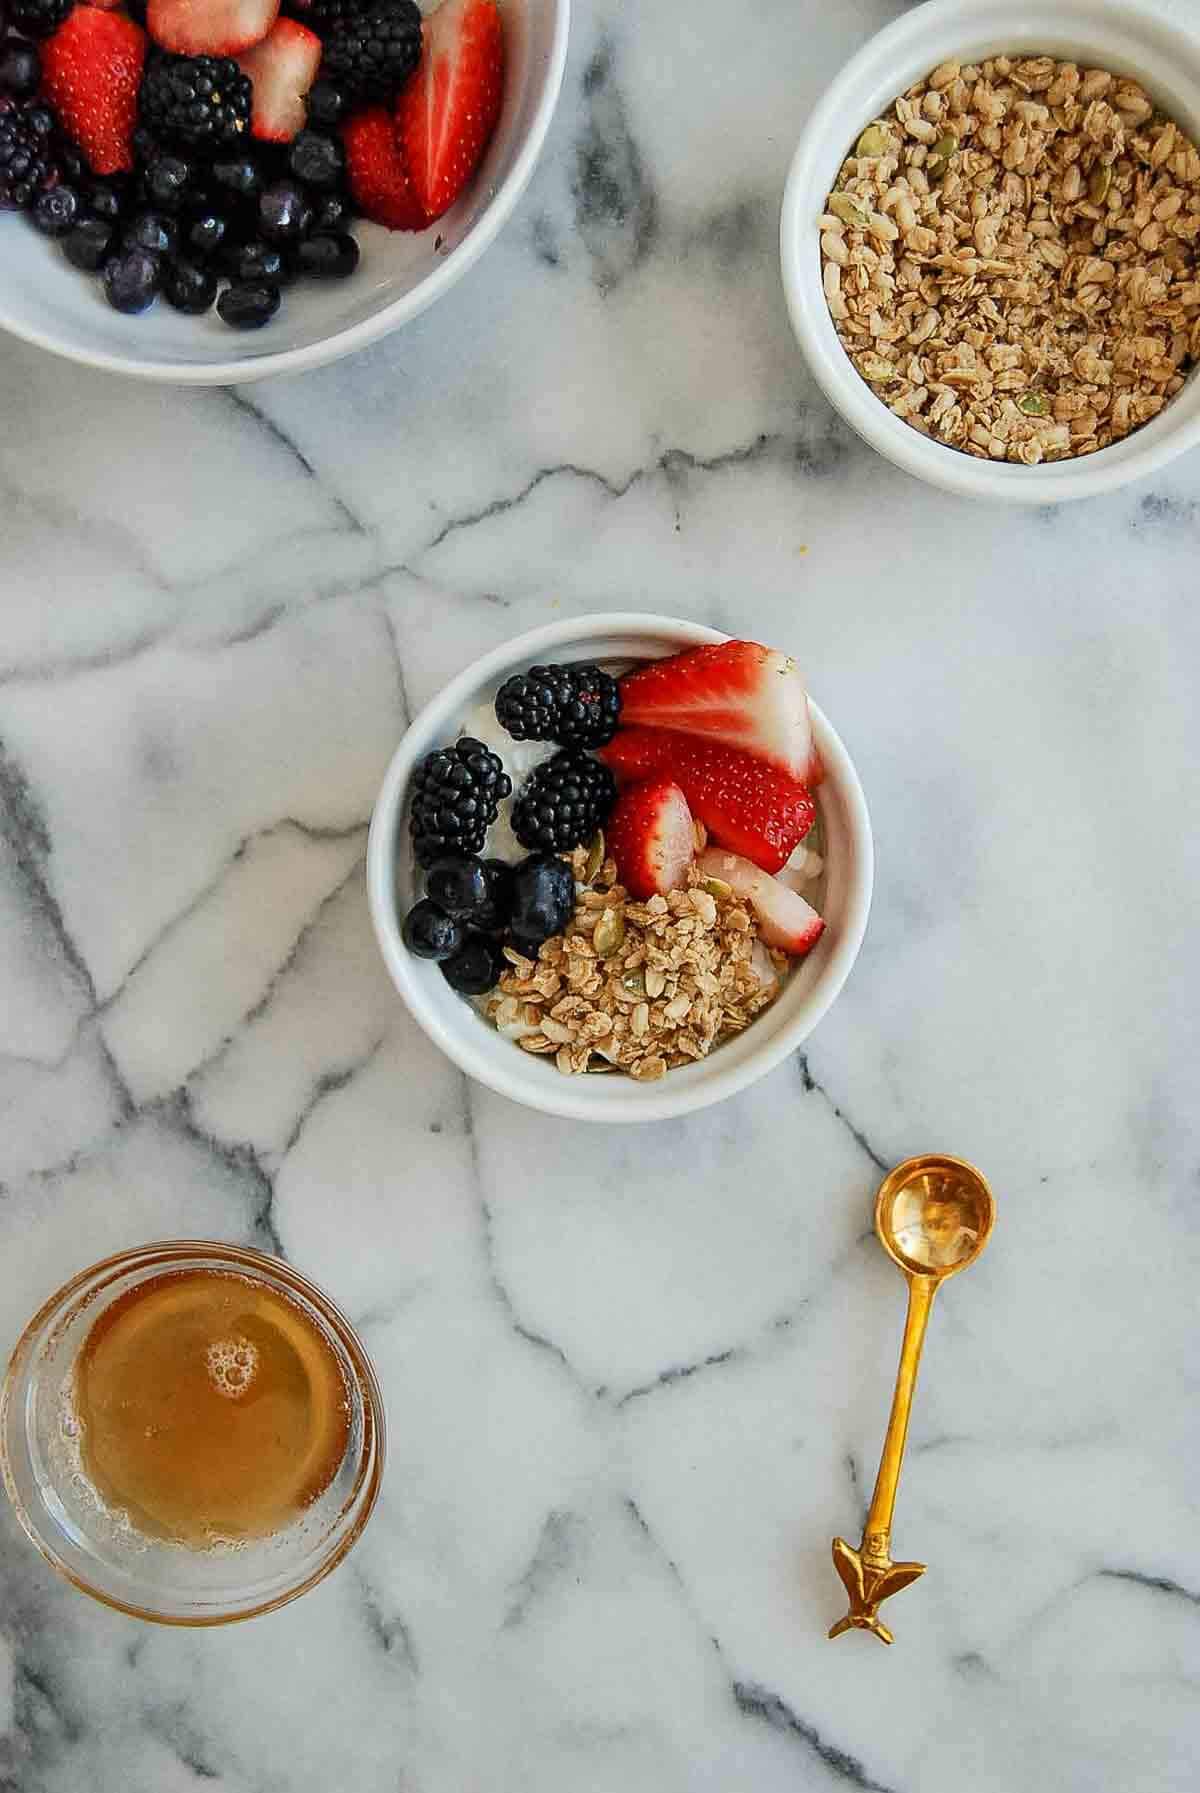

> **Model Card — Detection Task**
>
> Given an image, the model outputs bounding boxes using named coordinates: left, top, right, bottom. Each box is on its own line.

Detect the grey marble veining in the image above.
left=2, top=1, right=1200, bottom=1789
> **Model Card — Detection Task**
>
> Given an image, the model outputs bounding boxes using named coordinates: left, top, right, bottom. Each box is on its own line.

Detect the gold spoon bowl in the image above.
left=829, top=1155, right=995, bottom=1645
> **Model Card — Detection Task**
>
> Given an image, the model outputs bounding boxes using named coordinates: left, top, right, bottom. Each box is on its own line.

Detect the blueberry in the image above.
left=440, top=932, right=505, bottom=996
left=88, top=181, right=125, bottom=223
left=258, top=178, right=310, bottom=243
left=0, top=41, right=39, bottom=99
left=310, top=190, right=351, bottom=234
left=185, top=208, right=229, bottom=258
left=509, top=854, right=575, bottom=950
left=32, top=183, right=79, bottom=237
left=144, top=155, right=192, bottom=212
left=229, top=238, right=292, bottom=286
left=216, top=280, right=280, bottom=328
left=124, top=210, right=178, bottom=255
left=287, top=129, right=344, bottom=191
left=402, top=898, right=464, bottom=963
left=57, top=144, right=86, bottom=185
left=62, top=215, right=114, bottom=271
left=211, top=154, right=262, bottom=199
left=305, top=77, right=347, bottom=129
left=22, top=103, right=53, bottom=139
left=103, top=247, right=162, bottom=314
left=295, top=230, right=359, bottom=280
left=162, top=256, right=217, bottom=315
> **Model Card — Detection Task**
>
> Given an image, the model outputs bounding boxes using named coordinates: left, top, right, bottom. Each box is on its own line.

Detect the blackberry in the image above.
left=409, top=737, right=512, bottom=869
left=285, top=0, right=376, bottom=33
left=320, top=0, right=422, bottom=104
left=0, top=104, right=58, bottom=210
left=510, top=751, right=616, bottom=855
left=495, top=663, right=621, bottom=750
left=139, top=51, right=252, bottom=153
left=9, top=0, right=71, bottom=39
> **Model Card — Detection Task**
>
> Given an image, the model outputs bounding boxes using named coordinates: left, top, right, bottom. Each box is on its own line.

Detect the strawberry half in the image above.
left=147, top=0, right=278, bottom=58
left=342, top=104, right=425, bottom=229
left=699, top=848, right=826, bottom=957
left=238, top=17, right=321, bottom=143
left=394, top=0, right=504, bottom=223
left=618, top=641, right=823, bottom=786
left=607, top=778, right=694, bottom=901
left=41, top=9, right=145, bottom=176
left=599, top=729, right=815, bottom=875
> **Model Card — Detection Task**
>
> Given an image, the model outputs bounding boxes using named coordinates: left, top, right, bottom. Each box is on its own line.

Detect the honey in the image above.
left=72, top=1268, right=350, bottom=1545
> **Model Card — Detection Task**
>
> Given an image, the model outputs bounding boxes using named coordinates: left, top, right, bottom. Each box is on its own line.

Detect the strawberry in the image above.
left=342, top=104, right=425, bottom=229
left=698, top=848, right=826, bottom=957
left=41, top=9, right=145, bottom=176
left=394, top=0, right=504, bottom=223
left=607, top=779, right=694, bottom=901
left=598, top=729, right=815, bottom=875
left=238, top=17, right=320, bottom=143
left=618, top=640, right=823, bottom=786
left=147, top=0, right=278, bottom=58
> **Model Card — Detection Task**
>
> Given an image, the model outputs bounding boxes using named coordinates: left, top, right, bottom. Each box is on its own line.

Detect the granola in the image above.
left=819, top=55, right=1200, bottom=462
left=484, top=842, right=787, bottom=1080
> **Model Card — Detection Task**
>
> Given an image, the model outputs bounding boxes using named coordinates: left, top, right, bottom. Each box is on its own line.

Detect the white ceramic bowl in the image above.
left=367, top=614, right=873, bottom=1124
left=0, top=0, right=569, bottom=384
left=780, top=0, right=1200, bottom=502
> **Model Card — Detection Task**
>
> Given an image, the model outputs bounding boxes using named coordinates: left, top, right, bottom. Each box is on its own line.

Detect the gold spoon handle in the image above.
left=863, top=1273, right=935, bottom=1559
left=829, top=1274, right=937, bottom=1644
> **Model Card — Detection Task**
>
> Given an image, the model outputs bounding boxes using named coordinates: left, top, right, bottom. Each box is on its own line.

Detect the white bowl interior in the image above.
left=780, top=0, right=1200, bottom=501
left=367, top=617, right=873, bottom=1123
left=0, top=0, right=568, bottom=383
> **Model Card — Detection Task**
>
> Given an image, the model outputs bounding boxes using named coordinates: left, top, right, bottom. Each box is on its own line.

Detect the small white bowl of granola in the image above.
left=366, top=614, right=872, bottom=1123
left=780, top=0, right=1200, bottom=501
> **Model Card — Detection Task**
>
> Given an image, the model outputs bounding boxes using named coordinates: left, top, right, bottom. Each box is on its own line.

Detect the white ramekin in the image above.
left=0, top=0, right=569, bottom=385
left=780, top=0, right=1200, bottom=502
left=367, top=614, right=873, bottom=1124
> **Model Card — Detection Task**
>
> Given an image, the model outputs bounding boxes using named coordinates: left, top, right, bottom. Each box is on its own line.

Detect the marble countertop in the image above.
left=2, top=1, right=1199, bottom=1788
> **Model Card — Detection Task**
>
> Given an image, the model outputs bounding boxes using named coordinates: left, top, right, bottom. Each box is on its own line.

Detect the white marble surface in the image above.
left=2, top=1, right=1200, bottom=1788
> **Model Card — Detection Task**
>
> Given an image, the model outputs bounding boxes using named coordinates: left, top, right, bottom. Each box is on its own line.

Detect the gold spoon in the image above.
left=829, top=1154, right=995, bottom=1645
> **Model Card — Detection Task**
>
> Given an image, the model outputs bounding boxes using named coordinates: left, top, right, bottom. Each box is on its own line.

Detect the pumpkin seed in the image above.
left=855, top=122, right=892, bottom=158
left=829, top=191, right=870, bottom=228
left=583, top=830, right=605, bottom=884
left=1088, top=164, right=1112, bottom=204
left=1018, top=391, right=1050, bottom=415
left=593, top=908, right=625, bottom=956
left=703, top=877, right=733, bottom=901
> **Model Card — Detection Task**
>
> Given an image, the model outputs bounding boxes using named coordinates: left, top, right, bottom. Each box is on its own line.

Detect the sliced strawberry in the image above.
left=342, top=104, right=425, bottom=229
left=599, top=729, right=815, bottom=875
left=147, top=0, right=278, bottom=58
left=607, top=779, right=694, bottom=901
left=698, top=848, right=826, bottom=957
left=238, top=17, right=320, bottom=143
left=41, top=9, right=145, bottom=176
left=618, top=641, right=823, bottom=786
left=394, top=0, right=503, bottom=223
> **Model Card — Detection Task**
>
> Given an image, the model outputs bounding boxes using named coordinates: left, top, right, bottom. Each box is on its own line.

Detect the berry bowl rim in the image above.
left=367, top=612, right=874, bottom=1125
left=779, top=0, right=1200, bottom=504
left=0, top=0, right=571, bottom=385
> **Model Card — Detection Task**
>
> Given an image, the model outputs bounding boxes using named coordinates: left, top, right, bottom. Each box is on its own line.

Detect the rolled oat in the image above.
left=485, top=844, right=782, bottom=1078
left=819, top=55, right=1200, bottom=461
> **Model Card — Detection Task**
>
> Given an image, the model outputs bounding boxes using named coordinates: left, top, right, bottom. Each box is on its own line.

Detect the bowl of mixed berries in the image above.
left=0, top=0, right=568, bottom=379
left=367, top=614, right=874, bottom=1122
